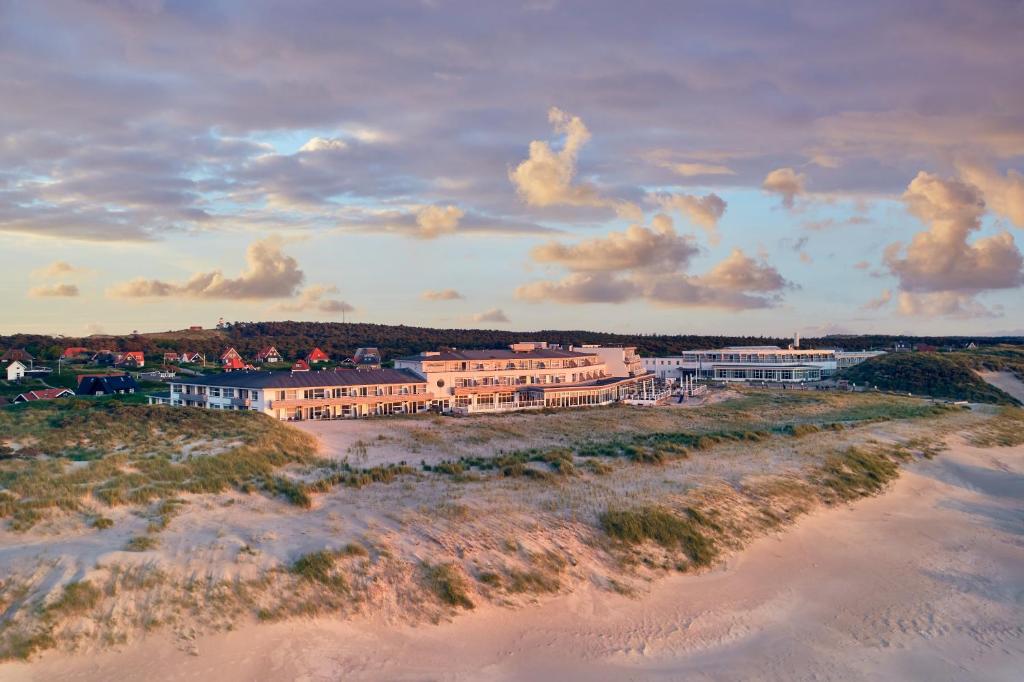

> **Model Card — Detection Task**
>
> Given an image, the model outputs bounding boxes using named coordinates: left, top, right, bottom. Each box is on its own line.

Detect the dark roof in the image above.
left=2, top=349, right=34, bottom=362
left=173, top=368, right=425, bottom=389
left=76, top=375, right=140, bottom=395
left=398, top=348, right=596, bottom=362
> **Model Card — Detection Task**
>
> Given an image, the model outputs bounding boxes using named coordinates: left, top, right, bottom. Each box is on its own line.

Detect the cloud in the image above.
left=853, top=260, right=871, bottom=270
left=516, top=273, right=641, bottom=304
left=896, top=291, right=998, bottom=319
left=666, top=162, right=735, bottom=177
left=469, top=308, right=510, bottom=323
left=699, top=248, right=789, bottom=293
left=109, top=236, right=305, bottom=299
left=509, top=107, right=640, bottom=219
left=415, top=204, right=464, bottom=238
left=28, top=283, right=79, bottom=298
left=299, top=136, right=348, bottom=153
left=32, top=261, right=80, bottom=278
left=957, top=162, right=1024, bottom=229
left=530, top=214, right=698, bottom=273
left=654, top=192, right=727, bottom=243
left=884, top=172, right=1023, bottom=294
left=276, top=285, right=354, bottom=314
left=763, top=167, right=807, bottom=209
left=861, top=289, right=892, bottom=311
left=421, top=288, right=464, bottom=301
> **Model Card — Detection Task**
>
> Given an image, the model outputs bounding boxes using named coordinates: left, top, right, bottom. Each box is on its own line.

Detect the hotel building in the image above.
left=149, top=368, right=432, bottom=420
left=642, top=345, right=884, bottom=384
left=394, top=342, right=655, bottom=414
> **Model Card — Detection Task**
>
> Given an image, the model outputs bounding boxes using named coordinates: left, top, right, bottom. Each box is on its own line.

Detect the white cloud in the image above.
left=666, top=162, right=735, bottom=177
left=109, top=236, right=305, bottom=299
left=654, top=192, right=727, bottom=243
left=763, top=167, right=807, bottom=209
left=276, top=285, right=353, bottom=314
left=28, top=283, right=79, bottom=298
left=421, top=288, right=464, bottom=300
left=415, top=204, right=464, bottom=238
left=958, top=162, right=1024, bottom=229
left=469, top=308, right=510, bottom=323
left=299, top=136, right=349, bottom=153
left=861, top=289, right=892, bottom=311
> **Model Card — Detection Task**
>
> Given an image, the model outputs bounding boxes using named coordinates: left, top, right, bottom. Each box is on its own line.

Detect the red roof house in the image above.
left=223, top=355, right=255, bottom=372
left=221, top=347, right=243, bottom=365
left=306, top=347, right=330, bottom=364
left=62, top=346, right=90, bottom=359
left=13, top=388, right=74, bottom=403
left=179, top=351, right=204, bottom=364
left=116, top=351, right=145, bottom=367
left=256, top=346, right=283, bottom=363
left=292, top=359, right=310, bottom=372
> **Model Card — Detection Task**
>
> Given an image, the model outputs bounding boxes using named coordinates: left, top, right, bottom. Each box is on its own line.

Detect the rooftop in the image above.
left=174, top=368, right=425, bottom=389
left=399, top=348, right=597, bottom=362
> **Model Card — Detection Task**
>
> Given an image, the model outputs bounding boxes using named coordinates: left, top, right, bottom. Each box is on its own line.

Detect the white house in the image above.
left=6, top=360, right=26, bottom=381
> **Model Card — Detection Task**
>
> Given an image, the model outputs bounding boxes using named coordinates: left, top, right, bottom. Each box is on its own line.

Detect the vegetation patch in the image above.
left=46, top=581, right=101, bottom=616
left=841, top=353, right=1020, bottom=405
left=423, top=562, right=474, bottom=609
left=600, top=506, right=718, bottom=568
left=290, top=550, right=349, bottom=592
left=814, top=447, right=902, bottom=502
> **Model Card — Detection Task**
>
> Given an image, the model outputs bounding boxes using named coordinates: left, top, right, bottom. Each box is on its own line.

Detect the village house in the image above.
left=116, top=351, right=146, bottom=368
left=179, top=351, right=204, bottom=364
left=220, top=347, right=244, bottom=366
left=76, top=374, right=140, bottom=396
left=306, top=347, right=330, bottom=364
left=6, top=360, right=27, bottom=381
left=149, top=368, right=433, bottom=420
left=353, top=347, right=382, bottom=370
left=13, top=388, right=74, bottom=403
left=61, top=347, right=91, bottom=360
left=292, top=359, right=310, bottom=372
left=255, top=346, right=283, bottom=363
left=1, top=348, right=34, bottom=367
left=163, top=352, right=180, bottom=364
left=394, top=342, right=654, bottom=414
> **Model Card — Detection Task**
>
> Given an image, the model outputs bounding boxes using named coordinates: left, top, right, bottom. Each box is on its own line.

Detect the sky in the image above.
left=2, top=0, right=1023, bottom=337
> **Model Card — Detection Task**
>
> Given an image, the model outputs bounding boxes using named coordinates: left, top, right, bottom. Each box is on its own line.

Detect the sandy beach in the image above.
left=8, top=434, right=1021, bottom=682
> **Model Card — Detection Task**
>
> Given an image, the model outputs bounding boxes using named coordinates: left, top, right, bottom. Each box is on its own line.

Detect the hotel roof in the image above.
left=174, top=368, right=424, bottom=389
left=399, top=348, right=596, bottom=362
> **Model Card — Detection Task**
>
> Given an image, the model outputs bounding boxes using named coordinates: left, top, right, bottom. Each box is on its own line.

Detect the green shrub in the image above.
left=47, top=581, right=101, bottom=615
left=423, top=562, right=474, bottom=609
left=600, top=506, right=717, bottom=567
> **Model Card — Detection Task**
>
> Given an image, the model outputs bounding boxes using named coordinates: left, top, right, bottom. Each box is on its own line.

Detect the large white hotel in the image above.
left=642, top=341, right=883, bottom=384
left=152, top=342, right=655, bottom=419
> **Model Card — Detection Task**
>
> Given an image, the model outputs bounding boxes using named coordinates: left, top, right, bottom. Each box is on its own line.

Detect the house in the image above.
left=915, top=343, right=937, bottom=353
left=220, top=347, right=244, bottom=365
left=353, top=347, right=382, bottom=370
left=223, top=355, right=254, bottom=372
left=62, top=346, right=90, bottom=360
left=163, top=352, right=180, bottom=364
left=6, top=360, right=27, bottom=381
left=91, top=350, right=118, bottom=365
left=116, top=351, right=146, bottom=368
left=966, top=342, right=978, bottom=350
left=255, top=346, right=283, bottom=364
left=306, top=347, right=330, bottom=364
left=188, top=325, right=203, bottom=331
left=76, top=374, right=140, bottom=396
left=292, top=359, right=311, bottom=372
left=1, top=349, right=34, bottom=366
left=179, top=351, right=204, bottom=364
left=13, top=388, right=74, bottom=403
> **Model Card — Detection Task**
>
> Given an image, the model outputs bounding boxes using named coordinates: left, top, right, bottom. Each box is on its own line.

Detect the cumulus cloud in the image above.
left=654, top=192, right=727, bottom=243
left=762, top=167, right=807, bottom=208
left=276, top=285, right=353, bottom=314
left=469, top=308, right=510, bottom=323
left=28, top=283, right=79, bottom=298
left=509, top=107, right=640, bottom=219
left=109, top=236, right=305, bottom=299
left=861, top=289, right=893, bottom=311
left=32, top=261, right=80, bottom=278
left=421, top=288, right=464, bottom=301
left=299, top=136, right=349, bottom=153
left=517, top=217, right=788, bottom=310
left=957, top=163, right=1024, bottom=229
left=884, top=172, right=1023, bottom=294
left=530, top=214, right=697, bottom=273
left=415, top=204, right=464, bottom=238
left=897, top=291, right=998, bottom=319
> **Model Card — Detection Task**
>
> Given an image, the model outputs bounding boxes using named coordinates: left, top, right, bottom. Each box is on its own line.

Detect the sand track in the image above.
left=9, top=437, right=1023, bottom=681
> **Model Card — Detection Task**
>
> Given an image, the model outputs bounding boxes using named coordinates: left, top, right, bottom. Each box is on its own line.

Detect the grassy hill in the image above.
left=841, top=353, right=1021, bottom=405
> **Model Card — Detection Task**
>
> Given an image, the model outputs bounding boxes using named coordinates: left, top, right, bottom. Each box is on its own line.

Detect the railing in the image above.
left=230, top=397, right=251, bottom=408
left=450, top=399, right=547, bottom=415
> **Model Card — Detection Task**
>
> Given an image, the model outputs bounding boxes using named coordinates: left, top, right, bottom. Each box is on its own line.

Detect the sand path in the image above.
left=978, top=370, right=1024, bottom=404
left=7, top=439, right=1023, bottom=681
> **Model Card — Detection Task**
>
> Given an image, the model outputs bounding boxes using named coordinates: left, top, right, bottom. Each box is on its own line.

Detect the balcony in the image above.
left=450, top=399, right=546, bottom=415
left=230, top=397, right=251, bottom=408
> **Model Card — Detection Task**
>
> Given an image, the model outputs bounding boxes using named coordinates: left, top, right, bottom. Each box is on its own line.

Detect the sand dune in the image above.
left=10, top=437, right=1022, bottom=681
left=978, top=370, right=1024, bottom=404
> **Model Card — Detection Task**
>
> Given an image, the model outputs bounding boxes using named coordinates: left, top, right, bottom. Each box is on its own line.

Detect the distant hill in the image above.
left=2, top=320, right=1023, bottom=365
left=841, top=352, right=1021, bottom=406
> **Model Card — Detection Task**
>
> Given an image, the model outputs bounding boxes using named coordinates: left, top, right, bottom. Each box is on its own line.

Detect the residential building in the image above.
left=394, top=342, right=655, bottom=414
left=220, top=347, right=243, bottom=365
left=353, top=347, right=382, bottom=370
left=569, top=345, right=644, bottom=378
left=163, top=352, right=180, bottom=364
left=642, top=345, right=885, bottom=383
left=77, top=374, right=140, bottom=395
left=292, top=359, right=310, bottom=372
left=306, top=347, right=330, bottom=364
left=1, top=349, right=33, bottom=366
left=14, top=388, right=74, bottom=403
left=223, top=355, right=254, bottom=372
left=180, top=351, right=204, bottom=364
left=6, top=360, right=27, bottom=381
left=62, top=347, right=90, bottom=360
left=149, top=368, right=433, bottom=420
left=116, top=351, right=145, bottom=368
left=255, top=346, right=283, bottom=363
